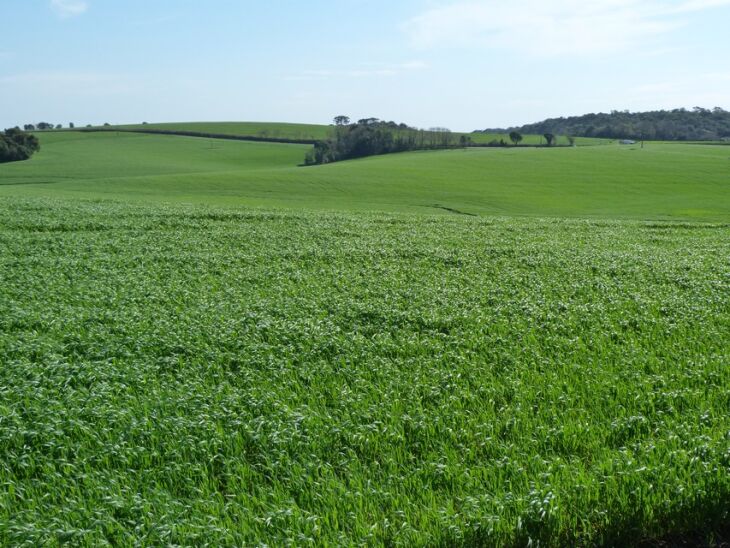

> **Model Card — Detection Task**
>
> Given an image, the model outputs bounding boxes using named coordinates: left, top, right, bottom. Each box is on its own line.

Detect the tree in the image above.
left=305, top=117, right=459, bottom=165
left=37, top=122, right=53, bottom=130
left=544, top=133, right=556, bottom=146
left=509, top=131, right=523, bottom=146
left=567, top=136, right=576, bottom=146
left=55, top=124, right=63, bottom=129
left=69, top=122, right=75, bottom=129
left=0, top=127, right=40, bottom=163
left=24, top=124, right=35, bottom=131
left=333, top=115, right=350, bottom=126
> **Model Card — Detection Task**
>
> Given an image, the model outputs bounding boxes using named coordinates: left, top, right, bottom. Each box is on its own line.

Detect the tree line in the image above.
left=480, top=107, right=730, bottom=141
left=0, top=128, right=40, bottom=163
left=305, top=116, right=466, bottom=165
left=22, top=122, right=112, bottom=131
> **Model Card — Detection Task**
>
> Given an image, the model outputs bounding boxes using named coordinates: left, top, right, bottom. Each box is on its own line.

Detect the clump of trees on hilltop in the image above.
left=305, top=116, right=463, bottom=165
left=0, top=128, right=40, bottom=163
left=480, top=107, right=730, bottom=141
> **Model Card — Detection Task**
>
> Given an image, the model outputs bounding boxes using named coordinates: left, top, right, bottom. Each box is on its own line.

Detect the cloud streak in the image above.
left=286, top=61, right=428, bottom=81
left=0, top=71, right=141, bottom=96
left=51, top=0, right=88, bottom=18
left=404, top=0, right=730, bottom=56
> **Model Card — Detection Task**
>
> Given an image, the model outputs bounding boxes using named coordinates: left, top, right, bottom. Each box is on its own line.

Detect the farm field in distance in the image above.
left=0, top=126, right=728, bottom=545
left=111, top=121, right=332, bottom=141
left=91, top=121, right=604, bottom=147
left=1, top=129, right=728, bottom=220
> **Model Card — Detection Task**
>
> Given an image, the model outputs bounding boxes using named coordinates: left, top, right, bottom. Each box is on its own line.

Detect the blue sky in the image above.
left=2, top=0, right=729, bottom=131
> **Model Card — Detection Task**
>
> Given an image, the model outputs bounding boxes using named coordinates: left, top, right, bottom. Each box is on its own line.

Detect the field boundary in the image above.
left=78, top=127, right=317, bottom=145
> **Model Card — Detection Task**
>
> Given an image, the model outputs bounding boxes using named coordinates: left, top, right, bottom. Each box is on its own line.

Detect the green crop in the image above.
left=108, top=121, right=333, bottom=141
left=0, top=196, right=727, bottom=545
left=97, top=122, right=602, bottom=147
left=1, top=132, right=728, bottom=221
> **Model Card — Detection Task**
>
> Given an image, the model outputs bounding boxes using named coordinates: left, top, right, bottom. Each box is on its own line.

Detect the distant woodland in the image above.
left=480, top=107, right=730, bottom=141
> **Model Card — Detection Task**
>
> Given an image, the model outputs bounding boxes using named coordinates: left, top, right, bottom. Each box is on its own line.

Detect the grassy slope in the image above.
left=0, top=197, right=727, bottom=545
left=113, top=121, right=333, bottom=140
left=1, top=129, right=728, bottom=544
left=1, top=131, right=728, bottom=221
left=100, top=121, right=603, bottom=146
left=468, top=133, right=605, bottom=146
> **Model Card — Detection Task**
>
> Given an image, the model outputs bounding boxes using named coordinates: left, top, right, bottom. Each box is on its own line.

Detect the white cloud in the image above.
left=404, top=0, right=730, bottom=56
left=629, top=72, right=730, bottom=110
left=287, top=61, right=428, bottom=81
left=667, top=0, right=730, bottom=13
left=51, top=0, right=88, bottom=18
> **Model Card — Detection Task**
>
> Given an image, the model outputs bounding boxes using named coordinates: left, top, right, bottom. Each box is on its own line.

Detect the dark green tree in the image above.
left=0, top=128, right=40, bottom=163
left=509, top=131, right=523, bottom=146
left=305, top=117, right=459, bottom=165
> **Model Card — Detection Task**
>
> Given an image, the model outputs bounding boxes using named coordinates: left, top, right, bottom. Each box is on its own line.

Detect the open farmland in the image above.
left=0, top=129, right=728, bottom=545
left=87, top=121, right=603, bottom=147
left=1, top=131, right=728, bottom=220
left=110, top=121, right=333, bottom=141
left=0, top=196, right=728, bottom=545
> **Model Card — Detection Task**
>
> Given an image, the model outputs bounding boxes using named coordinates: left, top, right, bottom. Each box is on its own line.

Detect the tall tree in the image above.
left=509, top=131, right=523, bottom=146
left=333, top=115, right=350, bottom=126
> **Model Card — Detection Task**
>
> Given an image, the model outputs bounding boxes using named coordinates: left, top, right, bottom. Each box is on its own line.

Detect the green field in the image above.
left=0, top=129, right=728, bottom=545
left=111, top=121, right=333, bottom=141
left=1, top=131, right=728, bottom=220
left=467, top=133, right=605, bottom=146
left=86, top=121, right=602, bottom=147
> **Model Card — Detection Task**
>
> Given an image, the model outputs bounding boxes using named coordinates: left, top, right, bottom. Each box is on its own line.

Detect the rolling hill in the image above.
left=1, top=125, right=728, bottom=545
left=1, top=130, right=728, bottom=221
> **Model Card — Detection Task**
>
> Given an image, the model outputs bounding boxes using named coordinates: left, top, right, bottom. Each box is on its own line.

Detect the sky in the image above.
left=1, top=0, right=729, bottom=131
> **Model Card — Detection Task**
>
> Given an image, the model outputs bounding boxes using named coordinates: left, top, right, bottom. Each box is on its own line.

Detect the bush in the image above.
left=0, top=128, right=41, bottom=163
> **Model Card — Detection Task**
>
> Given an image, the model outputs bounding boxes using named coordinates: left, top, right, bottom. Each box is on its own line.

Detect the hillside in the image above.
left=481, top=107, right=730, bottom=141
left=1, top=131, right=728, bottom=221
left=72, top=121, right=605, bottom=148
left=113, top=121, right=332, bottom=141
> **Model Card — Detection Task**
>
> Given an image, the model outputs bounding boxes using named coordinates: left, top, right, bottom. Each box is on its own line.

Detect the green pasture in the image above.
left=111, top=121, right=332, bottom=140
left=467, top=133, right=606, bottom=146
left=86, top=121, right=603, bottom=147
left=1, top=131, right=728, bottom=221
